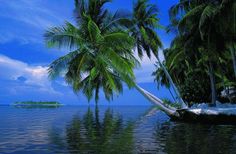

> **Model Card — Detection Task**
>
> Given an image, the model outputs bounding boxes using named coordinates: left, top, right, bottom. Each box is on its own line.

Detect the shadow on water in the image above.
left=49, top=106, right=134, bottom=154
left=155, top=121, right=236, bottom=154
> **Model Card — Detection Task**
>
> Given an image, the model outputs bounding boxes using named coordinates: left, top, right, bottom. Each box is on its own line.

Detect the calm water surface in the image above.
left=0, top=106, right=236, bottom=154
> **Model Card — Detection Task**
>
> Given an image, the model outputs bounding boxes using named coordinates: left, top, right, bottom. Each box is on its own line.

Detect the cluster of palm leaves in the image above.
left=154, top=0, right=236, bottom=104
left=45, top=0, right=164, bottom=103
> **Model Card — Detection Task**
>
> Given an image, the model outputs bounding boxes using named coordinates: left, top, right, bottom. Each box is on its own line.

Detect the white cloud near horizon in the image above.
left=0, top=54, right=169, bottom=105
left=0, top=54, right=61, bottom=95
left=0, top=52, right=163, bottom=95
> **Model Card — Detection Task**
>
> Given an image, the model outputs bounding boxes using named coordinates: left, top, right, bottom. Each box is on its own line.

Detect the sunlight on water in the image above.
left=0, top=106, right=236, bottom=154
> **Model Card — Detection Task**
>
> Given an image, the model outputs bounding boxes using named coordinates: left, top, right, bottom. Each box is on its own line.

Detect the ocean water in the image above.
left=0, top=105, right=236, bottom=154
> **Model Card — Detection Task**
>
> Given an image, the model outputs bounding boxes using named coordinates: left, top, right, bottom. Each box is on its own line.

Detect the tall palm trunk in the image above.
left=208, top=62, right=217, bottom=106
left=226, top=87, right=233, bottom=103
left=206, top=27, right=217, bottom=106
left=229, top=43, right=236, bottom=77
left=168, top=88, right=177, bottom=103
left=156, top=56, right=188, bottom=109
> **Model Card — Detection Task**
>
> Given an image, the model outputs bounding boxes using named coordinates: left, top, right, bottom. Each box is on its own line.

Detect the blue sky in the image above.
left=0, top=0, right=178, bottom=105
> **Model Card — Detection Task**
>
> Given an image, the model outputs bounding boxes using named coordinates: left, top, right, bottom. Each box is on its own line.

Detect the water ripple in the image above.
left=0, top=106, right=236, bottom=154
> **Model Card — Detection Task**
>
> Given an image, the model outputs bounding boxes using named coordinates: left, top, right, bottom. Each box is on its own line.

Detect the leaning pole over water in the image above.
left=135, top=84, right=179, bottom=117
left=136, top=84, right=236, bottom=124
left=156, top=56, right=188, bottom=109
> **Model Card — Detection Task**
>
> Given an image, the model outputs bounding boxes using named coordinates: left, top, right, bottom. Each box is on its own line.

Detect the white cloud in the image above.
left=0, top=54, right=61, bottom=95
left=134, top=49, right=165, bottom=83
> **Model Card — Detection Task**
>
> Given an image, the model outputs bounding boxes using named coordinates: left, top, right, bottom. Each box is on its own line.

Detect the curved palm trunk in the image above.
left=156, top=57, right=188, bottom=109
left=135, top=84, right=178, bottom=117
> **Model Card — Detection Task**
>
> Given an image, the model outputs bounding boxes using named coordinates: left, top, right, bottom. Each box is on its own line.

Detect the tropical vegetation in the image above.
left=14, top=101, right=62, bottom=105
left=45, top=0, right=236, bottom=119
left=154, top=0, right=236, bottom=106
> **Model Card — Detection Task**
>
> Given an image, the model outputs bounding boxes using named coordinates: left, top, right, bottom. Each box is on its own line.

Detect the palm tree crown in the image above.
left=129, top=0, right=163, bottom=58
left=45, top=0, right=139, bottom=102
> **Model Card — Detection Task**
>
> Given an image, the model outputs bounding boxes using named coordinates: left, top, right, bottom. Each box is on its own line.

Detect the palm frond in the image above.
left=48, top=50, right=79, bottom=79
left=88, top=19, right=102, bottom=42
left=178, top=4, right=205, bottom=33
left=45, top=22, right=82, bottom=50
left=199, top=4, right=219, bottom=39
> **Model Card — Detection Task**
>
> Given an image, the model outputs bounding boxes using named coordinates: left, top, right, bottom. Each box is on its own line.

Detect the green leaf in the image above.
left=199, top=4, right=219, bottom=39
left=45, top=22, right=82, bottom=49
left=178, top=4, right=205, bottom=33
left=88, top=19, right=102, bottom=42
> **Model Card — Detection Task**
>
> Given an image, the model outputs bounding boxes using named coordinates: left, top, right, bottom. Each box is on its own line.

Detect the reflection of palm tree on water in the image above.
left=49, top=107, right=236, bottom=154
left=49, top=106, right=134, bottom=154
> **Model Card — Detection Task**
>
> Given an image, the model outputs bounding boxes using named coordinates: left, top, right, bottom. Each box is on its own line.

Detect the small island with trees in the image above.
left=13, top=101, right=63, bottom=108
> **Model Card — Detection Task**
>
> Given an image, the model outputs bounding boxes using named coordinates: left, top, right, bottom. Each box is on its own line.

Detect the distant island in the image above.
left=13, top=101, right=63, bottom=108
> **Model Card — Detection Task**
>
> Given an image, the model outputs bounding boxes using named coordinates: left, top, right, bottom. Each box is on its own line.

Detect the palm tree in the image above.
left=45, top=0, right=179, bottom=116
left=168, top=0, right=236, bottom=105
left=195, top=0, right=235, bottom=104
left=45, top=0, right=138, bottom=103
left=124, top=0, right=187, bottom=108
left=197, top=0, right=236, bottom=77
